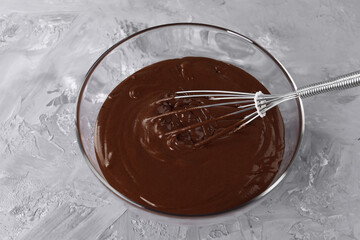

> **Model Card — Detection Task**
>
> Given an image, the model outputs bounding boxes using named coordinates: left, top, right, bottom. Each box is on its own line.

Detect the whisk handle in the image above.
left=297, top=70, right=360, bottom=98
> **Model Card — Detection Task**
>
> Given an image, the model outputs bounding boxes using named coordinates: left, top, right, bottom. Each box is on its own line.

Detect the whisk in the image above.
left=155, top=70, right=360, bottom=147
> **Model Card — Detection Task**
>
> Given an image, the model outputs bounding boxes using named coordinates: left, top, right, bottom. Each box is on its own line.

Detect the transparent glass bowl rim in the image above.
left=75, top=22, right=305, bottom=222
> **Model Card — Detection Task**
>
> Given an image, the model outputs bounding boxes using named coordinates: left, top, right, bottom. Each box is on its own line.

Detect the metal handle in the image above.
left=296, top=70, right=360, bottom=98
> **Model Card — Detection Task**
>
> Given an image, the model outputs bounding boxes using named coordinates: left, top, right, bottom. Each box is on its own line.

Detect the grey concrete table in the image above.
left=1, top=0, right=360, bottom=239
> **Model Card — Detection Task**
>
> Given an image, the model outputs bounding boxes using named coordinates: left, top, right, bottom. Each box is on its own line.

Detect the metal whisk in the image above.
left=155, top=70, right=360, bottom=147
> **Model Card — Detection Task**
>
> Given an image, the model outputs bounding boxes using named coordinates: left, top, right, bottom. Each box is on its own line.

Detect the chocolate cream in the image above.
left=94, top=57, right=285, bottom=215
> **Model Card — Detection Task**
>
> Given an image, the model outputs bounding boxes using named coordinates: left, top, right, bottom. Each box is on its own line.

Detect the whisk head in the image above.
left=151, top=90, right=296, bottom=147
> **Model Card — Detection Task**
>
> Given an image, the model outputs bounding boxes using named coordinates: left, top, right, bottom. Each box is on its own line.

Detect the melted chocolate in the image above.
left=94, top=57, right=285, bottom=215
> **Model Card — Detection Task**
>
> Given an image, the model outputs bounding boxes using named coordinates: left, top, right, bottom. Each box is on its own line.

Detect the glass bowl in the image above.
left=76, top=23, right=304, bottom=225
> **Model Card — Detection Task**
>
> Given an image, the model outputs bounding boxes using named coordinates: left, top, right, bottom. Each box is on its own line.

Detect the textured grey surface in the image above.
left=1, top=0, right=360, bottom=239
